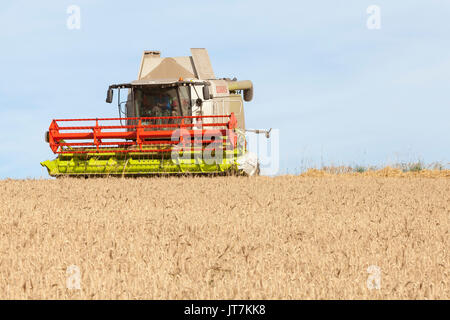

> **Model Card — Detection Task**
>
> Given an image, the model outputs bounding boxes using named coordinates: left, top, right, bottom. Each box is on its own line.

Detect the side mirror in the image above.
left=243, top=87, right=253, bottom=102
left=106, top=88, right=113, bottom=103
left=202, top=85, right=210, bottom=100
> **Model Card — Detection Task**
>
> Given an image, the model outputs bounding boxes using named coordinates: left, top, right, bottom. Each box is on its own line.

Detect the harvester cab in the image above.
left=41, top=48, right=263, bottom=177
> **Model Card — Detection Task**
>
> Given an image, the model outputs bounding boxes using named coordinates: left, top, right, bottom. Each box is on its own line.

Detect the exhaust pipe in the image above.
left=227, top=80, right=253, bottom=102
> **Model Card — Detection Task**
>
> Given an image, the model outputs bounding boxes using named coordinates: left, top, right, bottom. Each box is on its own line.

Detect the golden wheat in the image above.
left=0, top=172, right=448, bottom=299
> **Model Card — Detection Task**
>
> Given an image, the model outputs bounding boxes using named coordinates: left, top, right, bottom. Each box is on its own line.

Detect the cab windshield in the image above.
left=134, top=86, right=191, bottom=121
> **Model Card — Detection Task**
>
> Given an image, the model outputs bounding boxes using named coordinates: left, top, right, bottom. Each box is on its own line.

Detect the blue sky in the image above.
left=0, top=0, right=449, bottom=178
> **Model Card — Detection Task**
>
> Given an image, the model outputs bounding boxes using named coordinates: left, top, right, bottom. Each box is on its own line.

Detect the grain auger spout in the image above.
left=41, top=48, right=261, bottom=177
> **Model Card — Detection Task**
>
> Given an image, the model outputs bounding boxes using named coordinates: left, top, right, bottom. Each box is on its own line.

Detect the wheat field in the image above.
left=0, top=172, right=448, bottom=299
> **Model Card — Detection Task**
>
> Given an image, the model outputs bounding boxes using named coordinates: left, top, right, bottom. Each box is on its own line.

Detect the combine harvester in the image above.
left=41, top=48, right=269, bottom=177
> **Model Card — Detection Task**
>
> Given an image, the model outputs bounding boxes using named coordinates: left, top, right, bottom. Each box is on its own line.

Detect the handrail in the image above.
left=47, top=114, right=237, bottom=154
